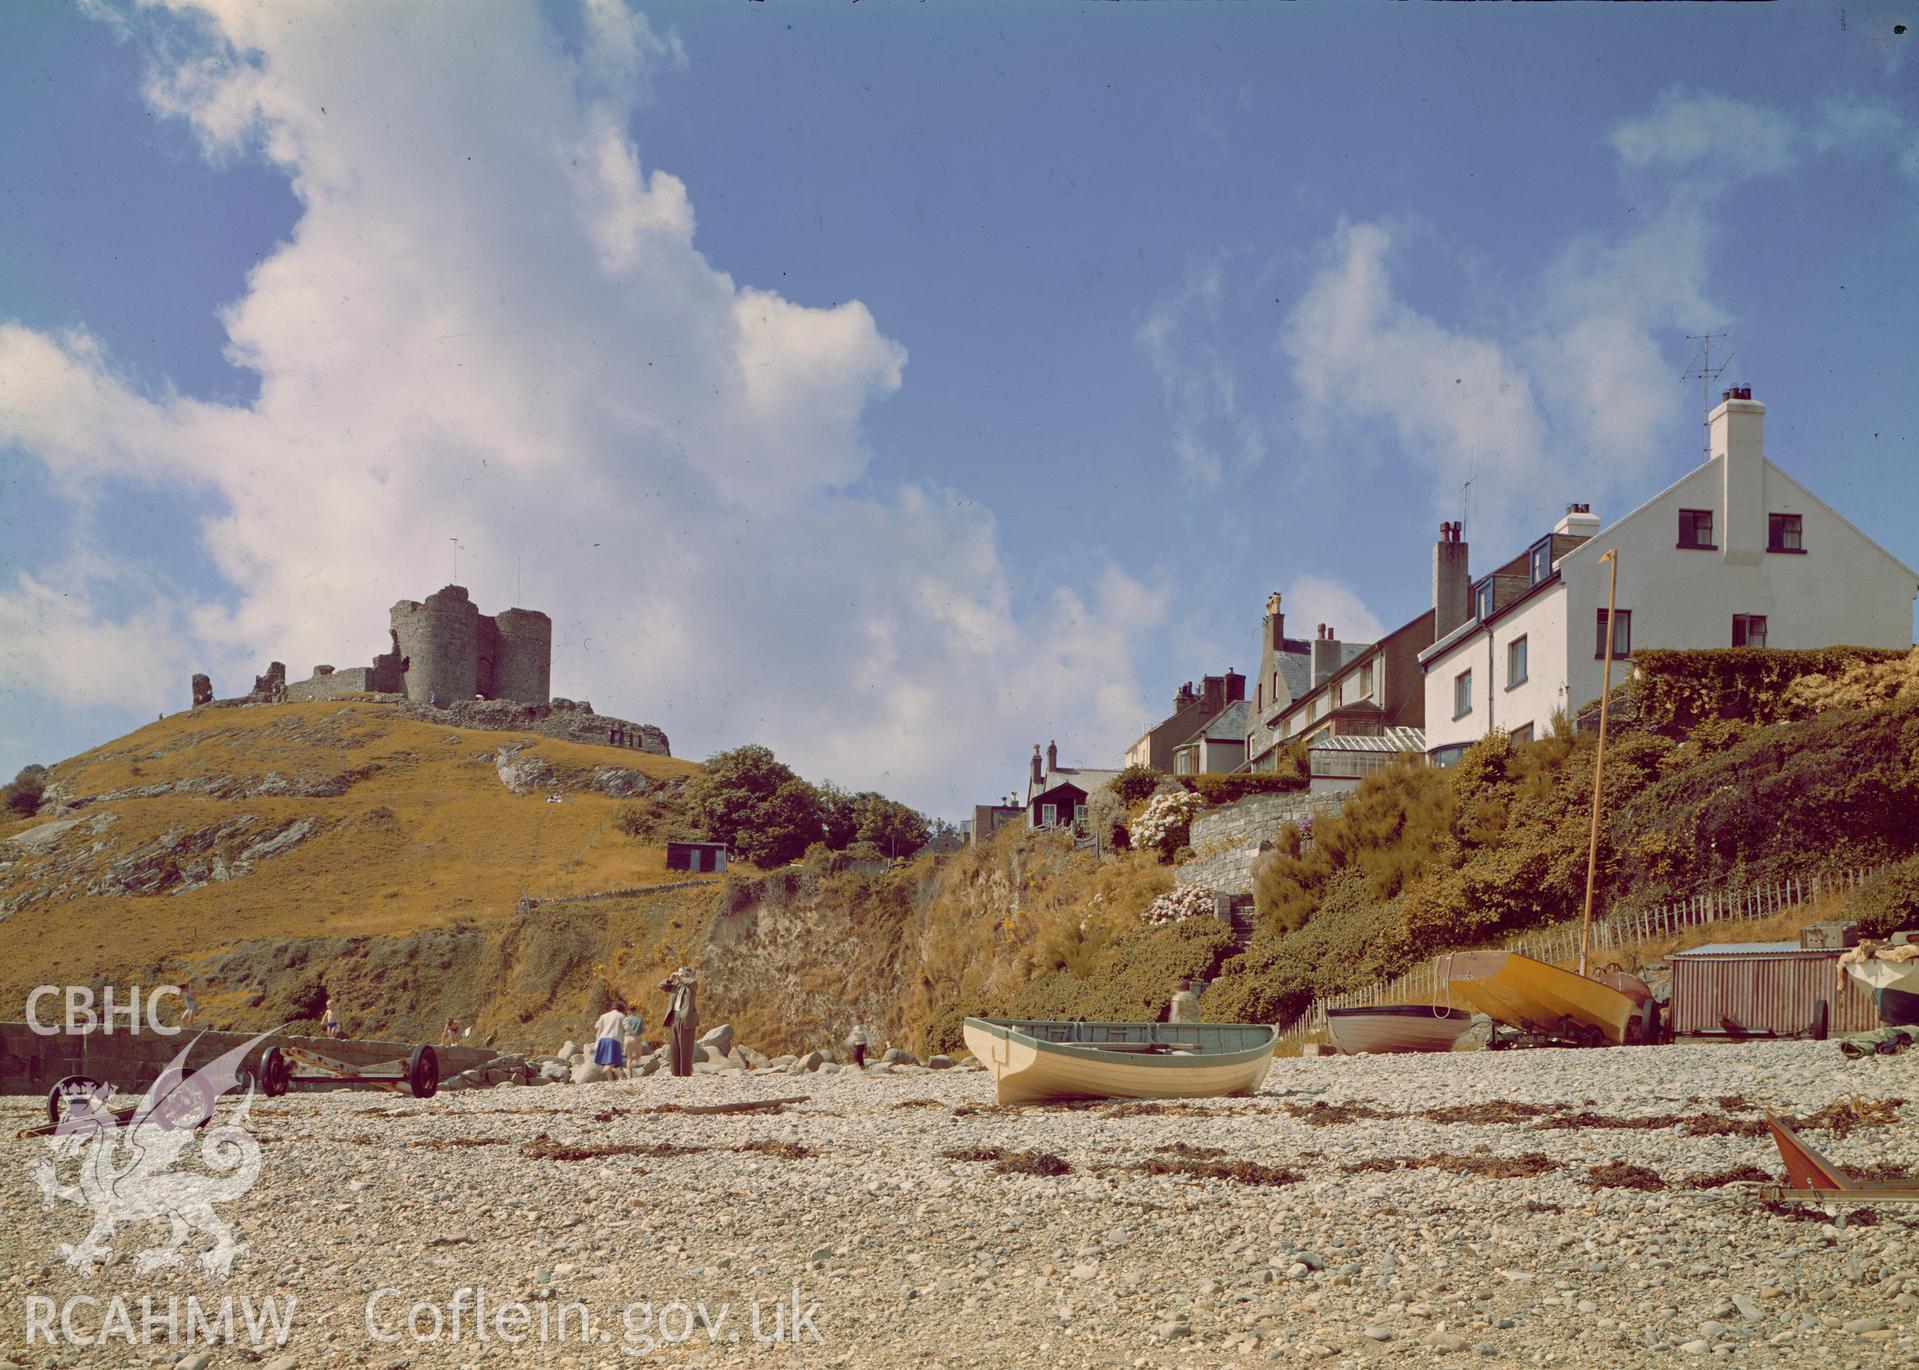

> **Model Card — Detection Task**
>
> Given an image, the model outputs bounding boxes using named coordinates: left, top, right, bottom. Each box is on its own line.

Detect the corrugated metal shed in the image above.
left=1669, top=942, right=1878, bottom=1037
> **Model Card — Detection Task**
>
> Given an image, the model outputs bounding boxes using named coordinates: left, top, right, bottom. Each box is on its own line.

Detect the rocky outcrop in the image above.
left=494, top=743, right=557, bottom=796
left=1, top=813, right=321, bottom=917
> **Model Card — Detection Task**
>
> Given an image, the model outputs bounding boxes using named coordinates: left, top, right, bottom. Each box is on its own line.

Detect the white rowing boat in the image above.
left=962, top=1017, right=1277, bottom=1105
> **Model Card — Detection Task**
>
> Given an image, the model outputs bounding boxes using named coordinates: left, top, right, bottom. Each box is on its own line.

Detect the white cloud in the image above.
left=1282, top=574, right=1385, bottom=645
left=1137, top=259, right=1267, bottom=493
left=1608, top=90, right=1803, bottom=181
left=0, top=0, right=1163, bottom=814
left=1610, top=89, right=1919, bottom=187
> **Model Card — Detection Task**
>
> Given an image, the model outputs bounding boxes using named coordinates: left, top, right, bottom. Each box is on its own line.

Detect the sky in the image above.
left=1, top=0, right=1915, bottom=818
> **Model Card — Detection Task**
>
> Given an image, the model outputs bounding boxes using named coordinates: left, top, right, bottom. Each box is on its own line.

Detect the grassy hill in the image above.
left=0, top=701, right=718, bottom=1049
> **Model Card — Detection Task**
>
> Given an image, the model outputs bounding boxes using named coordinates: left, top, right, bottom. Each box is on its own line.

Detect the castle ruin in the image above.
left=189, top=585, right=669, bottom=755
left=206, top=585, right=552, bottom=707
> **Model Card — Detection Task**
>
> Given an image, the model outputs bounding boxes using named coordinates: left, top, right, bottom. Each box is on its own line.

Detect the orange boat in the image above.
left=1438, top=950, right=1656, bottom=1046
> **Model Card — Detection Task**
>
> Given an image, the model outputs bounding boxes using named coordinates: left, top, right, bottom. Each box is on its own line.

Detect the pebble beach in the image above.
left=3, top=1040, right=1915, bottom=1368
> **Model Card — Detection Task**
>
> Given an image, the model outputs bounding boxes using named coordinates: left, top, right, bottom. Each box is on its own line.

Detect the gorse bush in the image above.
left=1629, top=646, right=1905, bottom=733
left=1847, top=854, right=1919, bottom=939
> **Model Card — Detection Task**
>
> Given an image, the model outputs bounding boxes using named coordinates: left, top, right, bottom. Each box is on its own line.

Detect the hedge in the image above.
left=1627, top=647, right=1904, bottom=734
left=1178, top=772, right=1309, bottom=806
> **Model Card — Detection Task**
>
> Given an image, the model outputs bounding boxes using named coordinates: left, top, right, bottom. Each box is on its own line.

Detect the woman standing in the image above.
left=592, top=997, right=629, bottom=1073
left=846, top=1021, right=870, bottom=1069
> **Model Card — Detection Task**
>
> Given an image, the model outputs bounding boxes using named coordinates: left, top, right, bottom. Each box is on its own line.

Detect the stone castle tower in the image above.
left=388, top=585, right=552, bottom=705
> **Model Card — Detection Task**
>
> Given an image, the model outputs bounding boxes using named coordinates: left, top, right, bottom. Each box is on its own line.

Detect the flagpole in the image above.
left=1579, top=548, right=1619, bottom=978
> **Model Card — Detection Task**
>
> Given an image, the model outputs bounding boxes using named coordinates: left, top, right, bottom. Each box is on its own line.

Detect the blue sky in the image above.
left=2, top=1, right=1915, bottom=816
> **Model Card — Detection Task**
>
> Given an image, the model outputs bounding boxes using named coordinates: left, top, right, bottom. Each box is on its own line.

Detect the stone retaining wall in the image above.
left=1173, top=790, right=1350, bottom=897
left=0, top=1022, right=496, bottom=1097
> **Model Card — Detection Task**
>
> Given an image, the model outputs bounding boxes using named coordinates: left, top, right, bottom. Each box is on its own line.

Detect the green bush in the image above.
left=999, top=921, right=1239, bottom=1024
left=1179, top=771, right=1309, bottom=805
left=1630, top=647, right=1904, bottom=733
left=3, top=763, right=47, bottom=818
left=1111, top=764, right=1164, bottom=807
left=1209, top=870, right=1402, bottom=1024
left=1848, top=854, right=1919, bottom=939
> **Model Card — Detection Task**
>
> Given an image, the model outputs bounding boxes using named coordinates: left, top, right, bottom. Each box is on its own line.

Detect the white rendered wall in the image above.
left=1425, top=442, right=1916, bottom=754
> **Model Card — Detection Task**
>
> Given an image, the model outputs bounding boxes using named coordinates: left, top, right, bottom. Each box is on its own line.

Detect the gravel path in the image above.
left=3, top=1041, right=1914, bottom=1368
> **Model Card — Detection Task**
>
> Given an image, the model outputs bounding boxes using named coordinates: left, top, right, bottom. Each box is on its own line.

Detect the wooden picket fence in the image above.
left=1274, top=864, right=1886, bottom=1043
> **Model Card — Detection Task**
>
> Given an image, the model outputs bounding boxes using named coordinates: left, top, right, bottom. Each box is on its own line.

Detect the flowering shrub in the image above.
left=1142, top=884, right=1218, bottom=925
left=1132, top=788, right=1205, bottom=861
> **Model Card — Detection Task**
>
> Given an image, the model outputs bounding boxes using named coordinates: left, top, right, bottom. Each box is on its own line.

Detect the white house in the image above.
left=1419, top=388, right=1919, bottom=764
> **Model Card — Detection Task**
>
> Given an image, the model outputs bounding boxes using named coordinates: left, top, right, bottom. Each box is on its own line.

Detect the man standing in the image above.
left=659, top=967, right=699, bottom=1077
left=1169, top=977, right=1201, bottom=1025
left=846, top=1022, right=870, bottom=1069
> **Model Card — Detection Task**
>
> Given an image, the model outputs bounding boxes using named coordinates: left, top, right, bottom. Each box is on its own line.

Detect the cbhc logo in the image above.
left=26, top=985, right=185, bottom=1036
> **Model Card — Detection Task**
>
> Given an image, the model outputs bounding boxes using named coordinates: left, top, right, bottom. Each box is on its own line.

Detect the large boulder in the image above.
left=630, top=1055, right=661, bottom=1077
left=881, top=1048, right=918, bottom=1067
left=786, top=1051, right=824, bottom=1075
left=927, top=1055, right=955, bottom=1070
left=571, top=1062, right=609, bottom=1085
left=699, top=1023, right=736, bottom=1057
left=556, top=1040, right=581, bottom=1061
left=741, top=1047, right=770, bottom=1071
left=539, top=1062, right=570, bottom=1083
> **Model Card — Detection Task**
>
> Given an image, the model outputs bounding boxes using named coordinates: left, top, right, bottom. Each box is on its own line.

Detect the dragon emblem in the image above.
left=34, top=1031, right=272, bottom=1279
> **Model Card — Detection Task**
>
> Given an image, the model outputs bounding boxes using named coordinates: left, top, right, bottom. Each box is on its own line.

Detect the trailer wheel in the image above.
left=408, top=1044, right=439, bottom=1099
left=1636, top=1000, right=1660, bottom=1046
left=1810, top=999, right=1829, bottom=1042
left=1578, top=1024, right=1606, bottom=1050
left=260, top=1046, right=291, bottom=1098
left=47, top=1075, right=104, bottom=1128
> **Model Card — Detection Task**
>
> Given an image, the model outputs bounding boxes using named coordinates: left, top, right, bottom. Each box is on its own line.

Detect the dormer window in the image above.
left=1678, top=509, right=1715, bottom=550
left=1528, top=540, right=1550, bottom=585
left=1474, top=580, right=1494, bottom=620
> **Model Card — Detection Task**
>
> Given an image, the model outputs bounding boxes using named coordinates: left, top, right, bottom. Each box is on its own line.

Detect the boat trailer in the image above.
left=255, top=1043, right=440, bottom=1099
left=26, top=1041, right=441, bottom=1136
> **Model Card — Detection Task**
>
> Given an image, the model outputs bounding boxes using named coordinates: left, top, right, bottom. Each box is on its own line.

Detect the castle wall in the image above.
left=491, top=608, right=553, bottom=705
left=391, top=585, right=479, bottom=704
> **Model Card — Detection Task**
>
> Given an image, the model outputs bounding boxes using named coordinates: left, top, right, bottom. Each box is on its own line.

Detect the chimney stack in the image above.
left=1710, top=387, right=1765, bottom=562
left=1224, top=668, right=1246, bottom=703
left=1264, top=592, right=1285, bottom=651
left=1433, top=520, right=1471, bottom=639
left=1201, top=675, right=1225, bottom=716
left=1045, top=739, right=1058, bottom=772
left=1311, top=627, right=1341, bottom=688
left=1174, top=680, right=1197, bottom=714
left=1030, top=744, right=1043, bottom=786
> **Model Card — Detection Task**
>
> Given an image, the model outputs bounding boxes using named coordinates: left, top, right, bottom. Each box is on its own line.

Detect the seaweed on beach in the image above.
left=1135, top=1157, right=1303, bottom=1187
left=941, top=1145, right=1073, bottom=1176
left=1524, top=1200, right=1563, bottom=1214
left=1681, top=1164, right=1775, bottom=1190
left=1794, top=1097, right=1903, bottom=1138
left=1587, top=1161, right=1666, bottom=1191
left=1418, top=1100, right=1558, bottom=1125
left=647, top=1096, right=806, bottom=1117
left=890, top=1098, right=943, bottom=1110
left=1341, top=1151, right=1557, bottom=1180
left=519, top=1134, right=709, bottom=1161
left=1282, top=1100, right=1397, bottom=1126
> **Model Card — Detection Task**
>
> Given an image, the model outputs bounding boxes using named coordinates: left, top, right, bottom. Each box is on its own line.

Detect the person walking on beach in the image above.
left=620, top=1005, right=646, bottom=1078
left=441, top=1016, right=463, bottom=1046
left=1168, top=977, right=1201, bottom=1025
left=592, top=997, right=630, bottom=1073
left=179, top=982, right=198, bottom=1030
left=846, top=1021, right=870, bottom=1069
left=322, top=996, right=343, bottom=1040
left=659, top=968, right=699, bottom=1077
